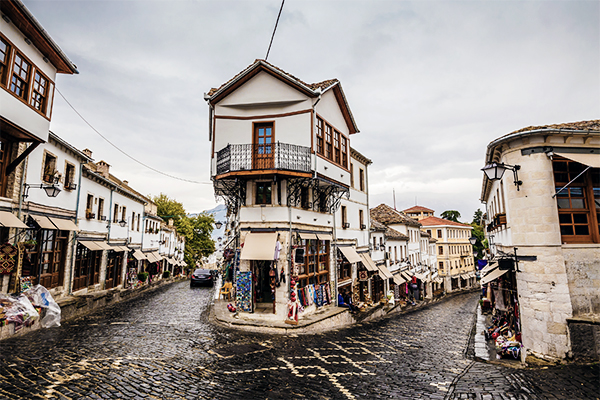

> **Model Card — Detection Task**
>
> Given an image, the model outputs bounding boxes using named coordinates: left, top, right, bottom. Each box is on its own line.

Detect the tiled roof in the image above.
left=207, top=59, right=338, bottom=97
left=370, top=204, right=421, bottom=227
left=403, top=205, right=434, bottom=213
left=370, top=219, right=386, bottom=231
left=419, top=216, right=471, bottom=228
left=508, top=119, right=600, bottom=135
left=385, top=226, right=409, bottom=241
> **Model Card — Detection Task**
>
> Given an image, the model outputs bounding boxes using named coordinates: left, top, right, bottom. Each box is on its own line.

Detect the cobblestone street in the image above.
left=0, top=281, right=597, bottom=399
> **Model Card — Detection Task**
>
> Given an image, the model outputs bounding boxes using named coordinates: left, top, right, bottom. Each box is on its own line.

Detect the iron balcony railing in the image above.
left=216, top=142, right=311, bottom=175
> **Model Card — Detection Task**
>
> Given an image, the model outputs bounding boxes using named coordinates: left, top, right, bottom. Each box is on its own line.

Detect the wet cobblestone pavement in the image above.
left=0, top=281, right=597, bottom=399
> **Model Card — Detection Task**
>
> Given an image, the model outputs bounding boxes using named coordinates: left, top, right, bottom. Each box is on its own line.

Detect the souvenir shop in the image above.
left=480, top=260, right=522, bottom=360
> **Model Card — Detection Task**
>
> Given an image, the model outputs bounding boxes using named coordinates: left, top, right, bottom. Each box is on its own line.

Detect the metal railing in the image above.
left=216, top=142, right=311, bottom=175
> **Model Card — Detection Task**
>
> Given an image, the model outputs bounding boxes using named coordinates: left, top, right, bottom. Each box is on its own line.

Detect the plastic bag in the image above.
left=23, top=285, right=61, bottom=328
left=0, top=293, right=39, bottom=328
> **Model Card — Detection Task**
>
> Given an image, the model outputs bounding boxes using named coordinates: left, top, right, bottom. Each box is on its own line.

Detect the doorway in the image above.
left=253, top=122, right=274, bottom=170
left=252, top=260, right=275, bottom=313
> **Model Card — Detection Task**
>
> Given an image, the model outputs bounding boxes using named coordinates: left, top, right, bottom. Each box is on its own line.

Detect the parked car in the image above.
left=190, top=269, right=214, bottom=287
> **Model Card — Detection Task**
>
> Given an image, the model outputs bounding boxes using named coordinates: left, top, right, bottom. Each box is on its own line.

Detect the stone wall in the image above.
left=562, top=245, right=600, bottom=317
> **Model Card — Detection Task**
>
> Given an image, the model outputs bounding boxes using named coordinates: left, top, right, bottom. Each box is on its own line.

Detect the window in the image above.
left=334, top=130, right=341, bottom=164
left=113, top=204, right=119, bottom=224
left=42, top=152, right=57, bottom=183
left=137, top=215, right=140, bottom=231
left=97, top=198, right=104, bottom=221
left=437, top=229, right=442, bottom=239
left=394, top=246, right=397, bottom=261
left=427, top=229, right=431, bottom=236
left=341, top=205, right=347, bottom=228
left=439, top=261, right=444, bottom=270
left=316, top=117, right=324, bottom=155
left=121, top=206, right=126, bottom=223
left=23, top=230, right=68, bottom=289
left=256, top=182, right=271, bottom=205
left=297, top=239, right=329, bottom=288
left=553, top=158, right=599, bottom=243
left=86, top=194, right=94, bottom=218
left=438, top=246, right=443, bottom=255
left=132, top=212, right=136, bottom=230
left=253, top=123, right=274, bottom=169
left=359, top=169, right=365, bottom=192
left=72, top=244, right=102, bottom=291
left=341, top=136, right=348, bottom=168
left=0, top=138, right=11, bottom=197
left=10, top=52, right=30, bottom=99
left=0, top=38, right=10, bottom=87
left=30, top=71, right=48, bottom=112
left=64, top=163, right=76, bottom=190
left=300, top=186, right=309, bottom=209
left=325, top=124, right=333, bottom=160
left=337, top=249, right=351, bottom=281
left=359, top=209, right=364, bottom=229
left=350, top=163, right=354, bottom=188
left=373, top=237, right=377, bottom=249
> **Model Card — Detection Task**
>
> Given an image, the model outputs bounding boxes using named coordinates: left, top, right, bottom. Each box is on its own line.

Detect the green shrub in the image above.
left=137, top=272, right=149, bottom=282
left=162, top=271, right=171, bottom=279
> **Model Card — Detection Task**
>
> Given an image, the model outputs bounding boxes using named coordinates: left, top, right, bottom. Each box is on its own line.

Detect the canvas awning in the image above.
left=240, top=232, right=278, bottom=260
left=358, top=253, right=378, bottom=272
left=554, top=152, right=600, bottom=168
left=0, top=211, right=28, bottom=228
left=32, top=215, right=57, bottom=230
left=109, top=244, right=129, bottom=252
left=152, top=251, right=163, bottom=261
left=339, top=246, right=362, bottom=264
left=375, top=262, right=394, bottom=280
left=79, top=241, right=104, bottom=251
left=132, top=249, right=146, bottom=261
left=299, top=232, right=318, bottom=240
left=414, top=272, right=427, bottom=281
left=48, top=217, right=79, bottom=231
left=316, top=233, right=333, bottom=241
left=145, top=252, right=159, bottom=263
left=393, top=273, right=407, bottom=285
left=95, top=241, right=113, bottom=251
left=480, top=262, right=497, bottom=275
left=480, top=268, right=509, bottom=285
left=401, top=271, right=412, bottom=281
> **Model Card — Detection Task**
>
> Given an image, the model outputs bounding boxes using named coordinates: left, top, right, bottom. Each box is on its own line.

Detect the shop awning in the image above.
left=79, top=240, right=104, bottom=251
left=0, top=211, right=29, bottom=228
left=554, top=152, right=600, bottom=169
left=316, top=233, right=333, bottom=241
left=358, top=253, right=377, bottom=272
left=48, top=217, right=79, bottom=231
left=339, top=246, right=362, bottom=264
left=414, top=272, right=427, bottom=281
left=152, top=251, right=163, bottom=261
left=299, top=232, right=318, bottom=240
left=375, top=262, right=394, bottom=280
left=393, top=273, right=407, bottom=285
left=32, top=215, right=57, bottom=230
left=480, top=268, right=509, bottom=285
left=240, top=232, right=278, bottom=260
left=144, top=252, right=159, bottom=263
left=401, top=271, right=412, bottom=281
left=167, top=257, right=177, bottom=264
left=132, top=249, right=146, bottom=260
left=480, top=262, right=497, bottom=275
left=94, top=241, right=113, bottom=251
left=109, top=244, right=129, bottom=252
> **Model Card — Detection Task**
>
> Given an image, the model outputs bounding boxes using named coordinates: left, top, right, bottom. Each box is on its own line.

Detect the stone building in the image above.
left=480, top=119, right=599, bottom=361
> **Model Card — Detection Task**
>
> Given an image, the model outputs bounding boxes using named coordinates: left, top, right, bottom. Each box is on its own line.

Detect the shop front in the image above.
left=73, top=241, right=105, bottom=292
left=480, top=263, right=522, bottom=360
left=105, top=245, right=128, bottom=289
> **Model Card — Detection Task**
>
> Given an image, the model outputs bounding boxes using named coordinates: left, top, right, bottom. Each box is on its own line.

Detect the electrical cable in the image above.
left=55, top=87, right=212, bottom=185
left=265, top=0, right=285, bottom=61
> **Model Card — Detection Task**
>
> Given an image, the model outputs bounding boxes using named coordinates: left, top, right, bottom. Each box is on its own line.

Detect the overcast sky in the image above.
left=23, top=0, right=599, bottom=221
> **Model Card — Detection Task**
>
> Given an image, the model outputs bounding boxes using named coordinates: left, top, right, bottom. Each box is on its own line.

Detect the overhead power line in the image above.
left=265, top=0, right=285, bottom=61
left=55, top=87, right=212, bottom=185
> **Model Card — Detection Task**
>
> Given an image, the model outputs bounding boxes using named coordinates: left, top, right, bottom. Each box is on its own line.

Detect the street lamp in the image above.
left=481, top=162, right=523, bottom=191
left=23, top=183, right=61, bottom=199
left=214, top=221, right=223, bottom=230
left=469, top=236, right=477, bottom=245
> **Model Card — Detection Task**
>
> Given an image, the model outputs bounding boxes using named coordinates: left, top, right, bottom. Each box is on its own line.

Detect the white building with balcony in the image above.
left=205, top=60, right=388, bottom=321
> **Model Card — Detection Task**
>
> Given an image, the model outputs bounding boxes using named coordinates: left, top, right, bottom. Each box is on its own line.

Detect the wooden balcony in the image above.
left=215, top=142, right=311, bottom=178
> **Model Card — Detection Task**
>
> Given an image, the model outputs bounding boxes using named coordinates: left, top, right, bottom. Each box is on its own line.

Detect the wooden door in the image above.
left=253, top=123, right=274, bottom=170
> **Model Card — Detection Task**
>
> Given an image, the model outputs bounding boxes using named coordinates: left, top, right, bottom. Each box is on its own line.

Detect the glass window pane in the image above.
left=266, top=128, right=271, bottom=135
left=573, top=214, right=587, bottom=224
left=560, top=225, right=574, bottom=235
left=554, top=172, right=568, bottom=183
left=258, top=128, right=264, bottom=136
left=558, top=214, right=572, bottom=224
left=571, top=199, right=585, bottom=209
left=557, top=199, right=570, bottom=209
left=570, top=187, right=584, bottom=197
left=574, top=225, right=589, bottom=235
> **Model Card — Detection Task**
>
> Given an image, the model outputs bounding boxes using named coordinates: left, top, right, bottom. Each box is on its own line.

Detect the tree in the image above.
left=441, top=210, right=461, bottom=223
left=472, top=209, right=483, bottom=226
left=152, top=193, right=215, bottom=268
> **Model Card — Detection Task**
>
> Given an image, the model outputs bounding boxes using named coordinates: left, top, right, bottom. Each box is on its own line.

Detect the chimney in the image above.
left=82, top=148, right=92, bottom=158
left=123, top=180, right=128, bottom=186
left=168, top=218, right=174, bottom=227
left=96, top=160, right=110, bottom=179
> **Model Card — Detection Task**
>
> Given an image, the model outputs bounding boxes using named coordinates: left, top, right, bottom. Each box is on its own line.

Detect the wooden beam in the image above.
left=6, top=142, right=39, bottom=175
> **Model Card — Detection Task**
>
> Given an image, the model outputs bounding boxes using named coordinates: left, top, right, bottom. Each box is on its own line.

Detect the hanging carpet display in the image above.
left=0, top=243, right=18, bottom=275
left=235, top=271, right=253, bottom=312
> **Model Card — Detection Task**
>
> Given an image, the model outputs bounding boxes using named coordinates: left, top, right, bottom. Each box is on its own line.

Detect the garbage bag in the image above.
left=23, top=285, right=61, bottom=328
left=0, top=293, right=39, bottom=327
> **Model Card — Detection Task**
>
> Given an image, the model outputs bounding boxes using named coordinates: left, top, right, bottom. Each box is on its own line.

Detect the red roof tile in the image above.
left=370, top=204, right=421, bottom=227
left=508, top=119, right=600, bottom=135
left=419, top=216, right=471, bottom=228
left=403, top=205, right=434, bottom=213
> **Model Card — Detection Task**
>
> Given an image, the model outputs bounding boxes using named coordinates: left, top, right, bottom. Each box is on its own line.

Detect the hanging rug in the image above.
left=0, top=243, right=18, bottom=275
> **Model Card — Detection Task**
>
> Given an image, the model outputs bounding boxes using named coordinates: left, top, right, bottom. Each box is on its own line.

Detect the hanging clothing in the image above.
left=274, top=240, right=282, bottom=260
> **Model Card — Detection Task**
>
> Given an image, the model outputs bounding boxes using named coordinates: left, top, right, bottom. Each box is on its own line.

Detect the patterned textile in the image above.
left=0, top=243, right=17, bottom=275
left=314, top=284, right=322, bottom=307
left=235, top=271, right=253, bottom=312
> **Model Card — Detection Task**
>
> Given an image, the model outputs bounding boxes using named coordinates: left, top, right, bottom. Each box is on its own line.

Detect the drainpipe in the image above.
left=107, top=189, right=113, bottom=241
left=17, top=145, right=28, bottom=221
left=69, top=162, right=85, bottom=295
left=312, top=89, right=322, bottom=179
left=332, top=208, right=338, bottom=306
